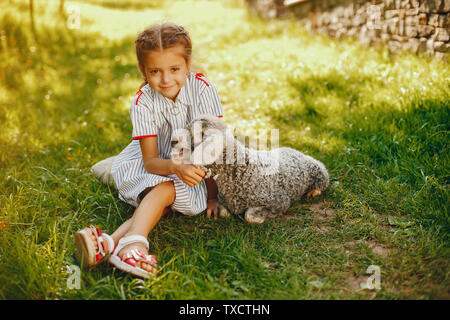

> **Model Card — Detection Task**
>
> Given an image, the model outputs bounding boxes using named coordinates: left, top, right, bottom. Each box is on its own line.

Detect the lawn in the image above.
left=0, top=0, right=448, bottom=299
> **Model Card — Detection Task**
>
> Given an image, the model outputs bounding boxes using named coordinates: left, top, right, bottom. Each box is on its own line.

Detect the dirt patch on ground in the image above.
left=315, top=225, right=331, bottom=233
left=344, top=239, right=392, bottom=257
left=281, top=214, right=297, bottom=221
left=309, top=201, right=336, bottom=222
left=348, top=274, right=370, bottom=291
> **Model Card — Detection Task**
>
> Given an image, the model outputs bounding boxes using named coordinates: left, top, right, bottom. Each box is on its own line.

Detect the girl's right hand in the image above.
left=173, top=162, right=206, bottom=187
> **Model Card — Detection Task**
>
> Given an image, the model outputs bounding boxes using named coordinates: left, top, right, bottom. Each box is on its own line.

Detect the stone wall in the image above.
left=246, top=0, right=449, bottom=61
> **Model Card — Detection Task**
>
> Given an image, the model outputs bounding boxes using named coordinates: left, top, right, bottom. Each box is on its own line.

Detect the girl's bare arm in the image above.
left=139, top=137, right=205, bottom=187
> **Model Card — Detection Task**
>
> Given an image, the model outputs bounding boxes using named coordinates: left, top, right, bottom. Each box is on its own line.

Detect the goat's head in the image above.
left=171, top=114, right=227, bottom=166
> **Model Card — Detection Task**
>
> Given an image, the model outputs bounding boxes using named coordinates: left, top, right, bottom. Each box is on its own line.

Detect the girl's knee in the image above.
left=139, top=181, right=175, bottom=206
left=155, top=181, right=175, bottom=204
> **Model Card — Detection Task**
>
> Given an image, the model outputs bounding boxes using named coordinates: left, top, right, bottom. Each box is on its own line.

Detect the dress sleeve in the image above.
left=130, top=90, right=160, bottom=140
left=195, top=79, right=223, bottom=119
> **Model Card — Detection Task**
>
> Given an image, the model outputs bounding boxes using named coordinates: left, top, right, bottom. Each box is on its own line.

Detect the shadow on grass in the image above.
left=266, top=69, right=449, bottom=240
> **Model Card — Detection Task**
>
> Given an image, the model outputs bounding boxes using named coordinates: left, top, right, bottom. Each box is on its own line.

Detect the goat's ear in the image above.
left=190, top=133, right=224, bottom=166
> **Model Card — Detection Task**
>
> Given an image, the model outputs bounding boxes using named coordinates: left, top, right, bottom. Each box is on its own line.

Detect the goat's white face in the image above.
left=170, top=115, right=226, bottom=166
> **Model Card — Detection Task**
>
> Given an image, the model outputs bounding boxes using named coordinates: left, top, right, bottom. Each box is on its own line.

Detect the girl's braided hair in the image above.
left=135, top=23, right=192, bottom=87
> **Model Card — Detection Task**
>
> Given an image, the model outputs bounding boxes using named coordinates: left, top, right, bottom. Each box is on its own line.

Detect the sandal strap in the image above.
left=100, top=234, right=115, bottom=255
left=121, top=249, right=157, bottom=268
left=88, top=225, right=114, bottom=261
left=88, top=225, right=105, bottom=256
left=112, top=235, right=149, bottom=255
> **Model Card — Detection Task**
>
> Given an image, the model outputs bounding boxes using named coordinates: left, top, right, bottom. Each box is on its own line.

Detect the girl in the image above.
left=74, top=23, right=223, bottom=279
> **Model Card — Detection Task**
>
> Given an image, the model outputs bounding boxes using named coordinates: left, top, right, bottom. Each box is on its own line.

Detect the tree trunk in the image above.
left=29, top=0, right=39, bottom=43
left=60, top=0, right=65, bottom=14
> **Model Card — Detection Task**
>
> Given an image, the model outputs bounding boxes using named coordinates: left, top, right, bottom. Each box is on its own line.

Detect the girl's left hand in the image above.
left=206, top=198, right=219, bottom=220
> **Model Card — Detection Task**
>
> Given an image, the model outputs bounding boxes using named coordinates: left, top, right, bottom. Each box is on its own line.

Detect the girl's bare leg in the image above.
left=116, top=181, right=175, bottom=272
left=88, top=182, right=175, bottom=272
left=109, top=206, right=171, bottom=245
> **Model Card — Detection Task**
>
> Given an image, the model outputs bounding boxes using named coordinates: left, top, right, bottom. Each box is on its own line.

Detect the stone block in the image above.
left=426, top=38, right=435, bottom=54
left=434, top=52, right=448, bottom=62
left=405, top=25, right=419, bottom=37
left=424, top=0, right=449, bottom=13
left=403, top=39, right=413, bottom=51
left=385, top=9, right=399, bottom=19
left=405, top=15, right=419, bottom=25
left=387, top=17, right=400, bottom=34
left=400, top=8, right=407, bottom=18
left=401, top=0, right=411, bottom=9
left=437, top=14, right=447, bottom=27
left=407, top=37, right=421, bottom=52
left=428, top=14, right=439, bottom=26
left=392, top=34, right=407, bottom=41
left=443, top=1, right=450, bottom=12
left=385, top=0, right=395, bottom=10
left=334, top=6, right=345, bottom=18
left=328, top=29, right=337, bottom=38
left=344, top=5, right=354, bottom=19
left=322, top=13, right=331, bottom=25
left=367, top=27, right=382, bottom=38
left=381, top=32, right=391, bottom=41
left=291, top=1, right=312, bottom=19
left=336, top=28, right=347, bottom=39
left=418, top=13, right=428, bottom=24
left=419, top=37, right=428, bottom=52
left=406, top=8, right=419, bottom=15
left=341, top=18, right=352, bottom=27
left=410, top=0, right=420, bottom=8
left=328, top=21, right=342, bottom=30
left=433, top=27, right=450, bottom=41
left=419, top=1, right=429, bottom=13
left=331, top=14, right=339, bottom=24
left=356, top=6, right=366, bottom=16
left=347, top=27, right=358, bottom=37
left=352, top=15, right=365, bottom=26
left=418, top=24, right=435, bottom=36
left=387, top=39, right=402, bottom=51
left=433, top=41, right=449, bottom=52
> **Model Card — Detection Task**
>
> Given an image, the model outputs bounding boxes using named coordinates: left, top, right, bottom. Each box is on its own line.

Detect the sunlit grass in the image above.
left=0, top=0, right=449, bottom=299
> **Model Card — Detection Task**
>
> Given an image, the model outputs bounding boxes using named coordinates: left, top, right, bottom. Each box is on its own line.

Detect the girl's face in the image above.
left=139, top=44, right=190, bottom=101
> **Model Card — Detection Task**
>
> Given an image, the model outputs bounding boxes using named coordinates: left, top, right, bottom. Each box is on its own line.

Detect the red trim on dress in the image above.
left=132, top=134, right=157, bottom=140
left=135, top=90, right=143, bottom=105
left=195, top=73, right=210, bottom=87
left=217, top=115, right=223, bottom=118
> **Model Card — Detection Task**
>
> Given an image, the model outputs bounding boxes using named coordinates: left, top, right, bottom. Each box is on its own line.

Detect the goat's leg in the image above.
left=245, top=207, right=269, bottom=224
left=218, top=204, right=231, bottom=218
left=307, top=189, right=322, bottom=198
left=245, top=191, right=292, bottom=224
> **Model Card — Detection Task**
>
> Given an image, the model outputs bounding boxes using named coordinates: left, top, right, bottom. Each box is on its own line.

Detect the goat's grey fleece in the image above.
left=172, top=114, right=329, bottom=224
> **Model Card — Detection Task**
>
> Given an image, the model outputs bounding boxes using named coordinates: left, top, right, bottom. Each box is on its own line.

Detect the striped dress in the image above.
left=111, top=72, right=223, bottom=215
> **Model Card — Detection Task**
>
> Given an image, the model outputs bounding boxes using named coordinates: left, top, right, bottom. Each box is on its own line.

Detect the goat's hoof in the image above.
left=245, top=208, right=266, bottom=224
left=307, top=189, right=322, bottom=198
left=218, top=205, right=231, bottom=219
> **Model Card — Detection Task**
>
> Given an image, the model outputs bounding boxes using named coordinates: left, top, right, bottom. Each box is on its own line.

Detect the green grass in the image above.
left=0, top=0, right=449, bottom=299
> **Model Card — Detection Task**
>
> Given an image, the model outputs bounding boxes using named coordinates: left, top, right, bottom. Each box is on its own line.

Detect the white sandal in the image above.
left=74, top=225, right=115, bottom=268
left=108, top=235, right=158, bottom=279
